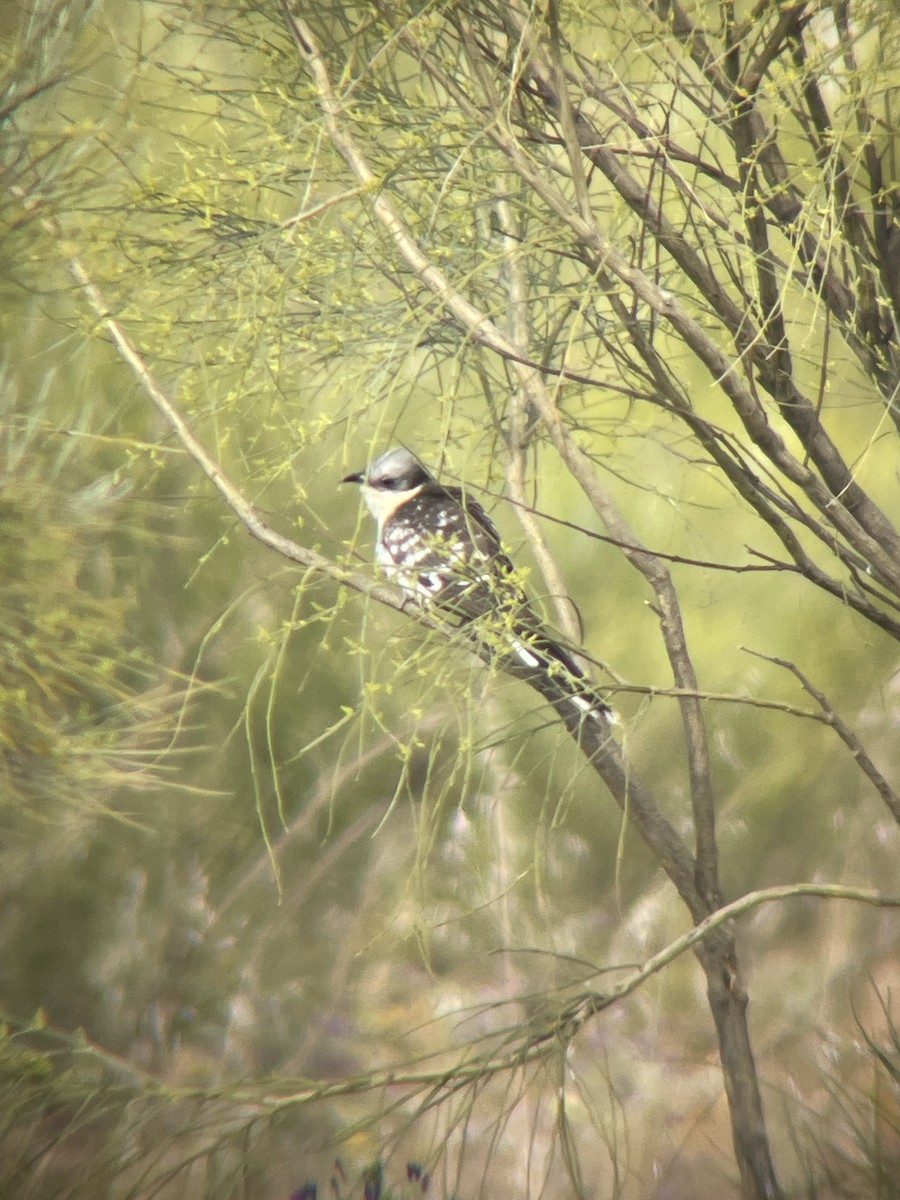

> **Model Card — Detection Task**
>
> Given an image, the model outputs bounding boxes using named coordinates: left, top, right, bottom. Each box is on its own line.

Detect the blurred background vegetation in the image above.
left=1, top=1, right=899, bottom=1197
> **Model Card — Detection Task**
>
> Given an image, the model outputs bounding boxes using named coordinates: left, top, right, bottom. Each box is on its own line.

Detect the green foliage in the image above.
left=0, top=465, right=156, bottom=823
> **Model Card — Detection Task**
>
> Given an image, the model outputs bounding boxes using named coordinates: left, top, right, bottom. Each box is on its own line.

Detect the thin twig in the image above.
left=152, top=881, right=900, bottom=1110
left=493, top=193, right=583, bottom=646
left=281, top=2, right=707, bottom=918
left=744, top=648, right=900, bottom=825
left=59, top=250, right=412, bottom=617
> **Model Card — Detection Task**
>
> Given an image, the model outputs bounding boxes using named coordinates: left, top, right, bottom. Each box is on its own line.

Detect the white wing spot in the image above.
left=510, top=638, right=541, bottom=668
left=418, top=571, right=446, bottom=595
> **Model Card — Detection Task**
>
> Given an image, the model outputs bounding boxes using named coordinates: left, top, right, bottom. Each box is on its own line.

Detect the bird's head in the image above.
left=342, top=447, right=432, bottom=523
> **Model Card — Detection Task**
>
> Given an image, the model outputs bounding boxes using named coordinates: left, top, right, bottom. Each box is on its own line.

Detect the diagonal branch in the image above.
left=70, top=216, right=704, bottom=919
left=745, top=649, right=900, bottom=826
left=486, top=11, right=900, bottom=587
left=282, top=4, right=716, bottom=917
left=398, top=18, right=900, bottom=601
left=642, top=0, right=900, bottom=405
left=67, top=252, right=405, bottom=611
left=144, top=882, right=900, bottom=1110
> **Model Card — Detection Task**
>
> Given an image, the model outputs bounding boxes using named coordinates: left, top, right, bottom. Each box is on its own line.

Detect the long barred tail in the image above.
left=504, top=620, right=612, bottom=723
left=435, top=578, right=612, bottom=724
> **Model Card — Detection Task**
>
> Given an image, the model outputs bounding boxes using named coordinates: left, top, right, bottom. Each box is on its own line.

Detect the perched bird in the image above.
left=342, top=447, right=610, bottom=724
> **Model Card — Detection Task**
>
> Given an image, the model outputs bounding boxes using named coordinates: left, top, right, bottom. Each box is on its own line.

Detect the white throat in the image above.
left=361, top=482, right=425, bottom=530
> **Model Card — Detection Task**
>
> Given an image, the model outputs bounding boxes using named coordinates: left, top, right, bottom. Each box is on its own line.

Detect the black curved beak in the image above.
left=341, top=469, right=364, bottom=484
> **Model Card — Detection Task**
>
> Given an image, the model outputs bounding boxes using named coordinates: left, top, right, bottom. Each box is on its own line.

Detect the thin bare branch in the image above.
left=156, top=882, right=900, bottom=1110
left=492, top=194, right=584, bottom=648
left=282, top=4, right=715, bottom=916
left=745, top=649, right=900, bottom=825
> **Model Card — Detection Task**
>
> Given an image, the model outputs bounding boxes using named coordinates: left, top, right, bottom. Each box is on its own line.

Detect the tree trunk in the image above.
left=698, top=933, right=781, bottom=1200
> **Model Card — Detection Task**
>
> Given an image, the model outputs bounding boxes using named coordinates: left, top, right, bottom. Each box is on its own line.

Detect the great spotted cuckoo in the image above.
left=342, top=447, right=611, bottom=723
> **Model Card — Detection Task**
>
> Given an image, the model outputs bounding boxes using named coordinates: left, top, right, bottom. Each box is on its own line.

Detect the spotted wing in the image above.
left=378, top=484, right=518, bottom=621
left=378, top=482, right=611, bottom=719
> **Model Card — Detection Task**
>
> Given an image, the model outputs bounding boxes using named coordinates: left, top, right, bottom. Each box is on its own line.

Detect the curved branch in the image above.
left=282, top=7, right=723, bottom=921
left=142, top=881, right=900, bottom=1110
left=745, top=649, right=900, bottom=826
left=60, top=254, right=416, bottom=616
